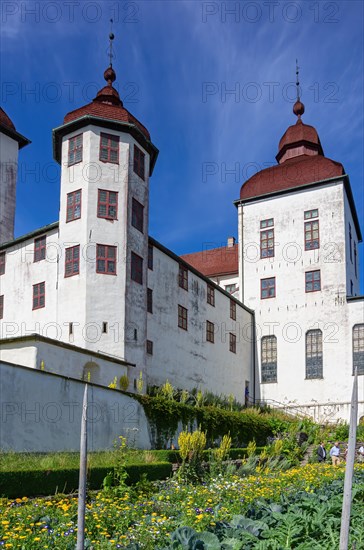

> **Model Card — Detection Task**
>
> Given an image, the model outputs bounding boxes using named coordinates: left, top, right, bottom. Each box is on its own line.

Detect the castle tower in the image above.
left=0, top=107, right=30, bottom=243
left=52, top=35, right=158, bottom=379
left=236, top=75, right=362, bottom=417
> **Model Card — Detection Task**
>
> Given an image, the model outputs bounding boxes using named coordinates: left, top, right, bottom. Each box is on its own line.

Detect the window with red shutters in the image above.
left=0, top=252, right=5, bottom=275
left=229, top=333, right=236, bottom=353
left=207, top=284, right=215, bottom=306
left=179, top=264, right=188, bottom=290
left=99, top=133, right=119, bottom=163
left=0, top=295, right=3, bottom=319
left=68, top=134, right=83, bottom=166
left=147, top=288, right=153, bottom=313
left=133, top=144, right=145, bottom=180
left=178, top=305, right=188, bottom=330
left=66, top=190, right=82, bottom=222
left=146, top=340, right=153, bottom=355
left=65, top=245, right=80, bottom=277
left=33, top=282, right=45, bottom=310
left=34, top=236, right=46, bottom=262
left=206, top=321, right=215, bottom=343
left=96, top=245, right=117, bottom=275
left=132, top=198, right=144, bottom=232
left=230, top=299, right=236, bottom=320
left=97, top=190, right=118, bottom=220
left=304, top=210, right=319, bottom=250
left=261, top=277, right=276, bottom=299
left=305, top=270, right=321, bottom=292
left=131, top=252, right=143, bottom=284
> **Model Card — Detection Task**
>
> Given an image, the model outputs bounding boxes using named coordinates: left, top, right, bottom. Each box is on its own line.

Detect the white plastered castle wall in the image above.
left=0, top=133, right=18, bottom=243
left=239, top=180, right=363, bottom=422
left=146, top=243, right=254, bottom=401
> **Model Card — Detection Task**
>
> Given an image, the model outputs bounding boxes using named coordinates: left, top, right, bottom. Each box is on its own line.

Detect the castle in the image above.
left=0, top=48, right=363, bottom=425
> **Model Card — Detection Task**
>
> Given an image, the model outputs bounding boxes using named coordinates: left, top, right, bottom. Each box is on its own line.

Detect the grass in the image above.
left=0, top=449, right=161, bottom=472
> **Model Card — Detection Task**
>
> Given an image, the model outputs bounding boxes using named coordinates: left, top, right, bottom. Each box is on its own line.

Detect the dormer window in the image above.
left=133, top=145, right=145, bottom=180
left=68, top=134, right=83, bottom=166
left=100, top=133, right=119, bottom=164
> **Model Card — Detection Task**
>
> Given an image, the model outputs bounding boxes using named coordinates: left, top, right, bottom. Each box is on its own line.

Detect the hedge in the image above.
left=137, top=395, right=286, bottom=449
left=0, top=462, right=173, bottom=499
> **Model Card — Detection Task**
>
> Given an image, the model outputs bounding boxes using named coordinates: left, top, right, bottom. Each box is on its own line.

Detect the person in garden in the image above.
left=329, top=441, right=341, bottom=465
left=358, top=444, right=364, bottom=463
left=317, top=442, right=326, bottom=462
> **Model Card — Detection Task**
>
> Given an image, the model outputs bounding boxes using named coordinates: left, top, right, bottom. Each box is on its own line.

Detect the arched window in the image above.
left=306, top=330, right=323, bottom=379
left=261, top=335, right=277, bottom=383
left=353, top=324, right=364, bottom=375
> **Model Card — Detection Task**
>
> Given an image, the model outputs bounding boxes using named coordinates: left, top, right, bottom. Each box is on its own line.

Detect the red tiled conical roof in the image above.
left=0, top=107, right=16, bottom=131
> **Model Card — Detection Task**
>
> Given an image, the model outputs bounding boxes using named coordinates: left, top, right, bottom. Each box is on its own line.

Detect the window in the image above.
left=99, top=133, right=119, bottom=163
left=147, top=288, right=153, bottom=313
left=305, top=210, right=319, bottom=249
left=261, top=277, right=276, bottom=299
left=260, top=218, right=274, bottom=229
left=102, top=322, right=108, bottom=334
left=349, top=224, right=353, bottom=262
left=96, top=245, right=117, bottom=275
left=133, top=144, right=145, bottom=180
left=353, top=324, right=364, bottom=375
left=131, top=252, right=143, bottom=284
left=304, top=209, right=318, bottom=220
left=0, top=252, right=5, bottom=275
left=354, top=243, right=357, bottom=277
left=34, top=235, right=46, bottom=262
left=146, top=340, right=153, bottom=355
left=0, top=295, right=3, bottom=319
left=229, top=333, right=236, bottom=353
left=132, top=198, right=144, bottom=232
left=33, top=282, right=45, bottom=310
left=305, top=270, right=321, bottom=292
left=225, top=283, right=237, bottom=294
left=179, top=264, right=188, bottom=290
left=97, top=190, right=118, bottom=220
left=68, top=134, right=83, bottom=166
left=260, top=219, right=274, bottom=258
left=66, top=190, right=81, bottom=222
left=65, top=245, right=80, bottom=277
left=206, top=321, right=214, bottom=343
left=230, top=299, right=236, bottom=320
left=207, top=284, right=215, bottom=306
left=261, top=335, right=277, bottom=383
left=306, top=330, right=323, bottom=379
left=148, top=244, right=153, bottom=270
left=178, top=305, right=188, bottom=330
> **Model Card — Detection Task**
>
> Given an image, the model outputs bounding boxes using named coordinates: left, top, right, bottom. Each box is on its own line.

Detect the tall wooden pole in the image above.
left=339, top=368, right=358, bottom=550
left=76, top=384, right=88, bottom=550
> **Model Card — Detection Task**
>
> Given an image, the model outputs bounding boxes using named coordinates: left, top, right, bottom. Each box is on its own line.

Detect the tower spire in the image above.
left=293, top=59, right=305, bottom=121
left=108, top=18, right=115, bottom=68
left=103, top=19, right=117, bottom=89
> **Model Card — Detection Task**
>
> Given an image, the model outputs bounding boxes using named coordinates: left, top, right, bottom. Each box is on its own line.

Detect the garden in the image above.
left=1, top=387, right=364, bottom=549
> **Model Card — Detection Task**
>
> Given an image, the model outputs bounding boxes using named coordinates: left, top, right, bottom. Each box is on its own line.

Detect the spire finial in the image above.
left=108, top=18, right=115, bottom=67
left=295, top=58, right=300, bottom=100
left=293, top=58, right=305, bottom=120
left=104, top=19, right=116, bottom=87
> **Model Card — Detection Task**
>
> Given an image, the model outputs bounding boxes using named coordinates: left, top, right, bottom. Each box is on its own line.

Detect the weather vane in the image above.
left=295, top=59, right=300, bottom=100
left=108, top=18, right=115, bottom=67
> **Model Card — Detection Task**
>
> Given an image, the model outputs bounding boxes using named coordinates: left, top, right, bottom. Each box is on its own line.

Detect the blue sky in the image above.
left=1, top=0, right=363, bottom=291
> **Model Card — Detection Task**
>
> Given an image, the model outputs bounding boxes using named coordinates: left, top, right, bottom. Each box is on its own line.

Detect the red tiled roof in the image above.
left=181, top=244, right=239, bottom=277
left=240, top=154, right=344, bottom=201
left=278, top=121, right=322, bottom=154
left=0, top=107, right=15, bottom=131
left=64, top=101, right=151, bottom=141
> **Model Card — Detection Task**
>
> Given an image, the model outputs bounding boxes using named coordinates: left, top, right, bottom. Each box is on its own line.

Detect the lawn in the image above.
left=1, top=464, right=363, bottom=549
